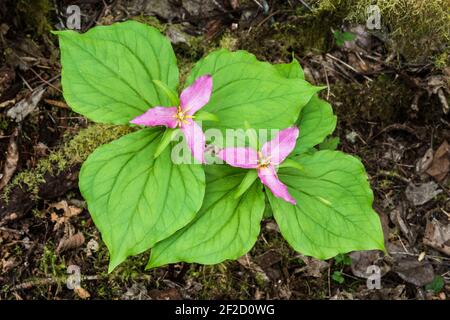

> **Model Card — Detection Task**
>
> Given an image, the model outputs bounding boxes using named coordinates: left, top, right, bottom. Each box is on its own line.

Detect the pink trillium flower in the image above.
left=130, top=75, right=213, bottom=163
left=218, top=127, right=299, bottom=205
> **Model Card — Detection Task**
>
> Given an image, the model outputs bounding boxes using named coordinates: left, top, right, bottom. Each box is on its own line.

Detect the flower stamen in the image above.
left=257, top=151, right=272, bottom=169
left=173, top=106, right=194, bottom=127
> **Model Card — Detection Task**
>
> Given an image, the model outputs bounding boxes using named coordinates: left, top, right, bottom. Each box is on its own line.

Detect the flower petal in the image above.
left=181, top=119, right=206, bottom=164
left=130, top=106, right=178, bottom=128
left=258, top=165, right=296, bottom=205
left=180, top=75, right=213, bottom=115
left=261, top=127, right=299, bottom=165
left=217, top=147, right=259, bottom=169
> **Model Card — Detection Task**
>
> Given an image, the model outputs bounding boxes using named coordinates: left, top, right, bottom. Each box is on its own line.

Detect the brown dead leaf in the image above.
left=416, top=148, right=434, bottom=173
left=6, top=88, right=45, bottom=122
left=426, top=141, right=450, bottom=182
left=229, top=0, right=239, bottom=10
left=423, top=218, right=450, bottom=256
left=238, top=254, right=270, bottom=284
left=74, top=287, right=91, bottom=299
left=0, top=127, right=19, bottom=190
left=393, top=257, right=434, bottom=286
left=49, top=200, right=83, bottom=230
left=1, top=256, right=18, bottom=273
left=296, top=255, right=329, bottom=278
left=349, top=250, right=390, bottom=279
left=405, top=182, right=442, bottom=207
left=56, top=232, right=85, bottom=253
left=148, top=288, right=181, bottom=300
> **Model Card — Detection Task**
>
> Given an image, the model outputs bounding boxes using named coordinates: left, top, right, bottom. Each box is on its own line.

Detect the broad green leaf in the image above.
left=147, top=165, right=265, bottom=268
left=274, top=57, right=305, bottom=80
left=79, top=128, right=205, bottom=271
left=319, top=136, right=340, bottom=151
left=54, top=20, right=179, bottom=124
left=279, top=158, right=305, bottom=172
left=186, top=49, right=321, bottom=131
left=294, top=95, right=337, bottom=155
left=273, top=58, right=336, bottom=155
left=152, top=80, right=179, bottom=106
left=194, top=111, right=219, bottom=122
left=234, top=169, right=259, bottom=199
left=267, top=150, right=385, bottom=260
left=154, top=128, right=178, bottom=159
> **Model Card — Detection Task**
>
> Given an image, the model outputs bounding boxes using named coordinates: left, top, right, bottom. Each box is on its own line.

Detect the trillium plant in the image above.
left=54, top=21, right=385, bottom=272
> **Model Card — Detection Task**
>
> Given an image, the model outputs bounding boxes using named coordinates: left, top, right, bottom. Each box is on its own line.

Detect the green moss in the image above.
left=2, top=124, right=132, bottom=201
left=16, top=0, right=52, bottom=36
left=313, top=0, right=450, bottom=64
left=219, top=32, right=239, bottom=51
left=38, top=242, right=66, bottom=278
left=330, top=75, right=413, bottom=124
left=434, top=51, right=450, bottom=70
left=132, top=15, right=167, bottom=33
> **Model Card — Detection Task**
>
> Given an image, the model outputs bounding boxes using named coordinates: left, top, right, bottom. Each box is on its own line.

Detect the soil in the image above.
left=0, top=0, right=449, bottom=300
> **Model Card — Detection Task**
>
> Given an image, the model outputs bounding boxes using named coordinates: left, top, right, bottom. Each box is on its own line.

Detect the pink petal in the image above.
left=258, top=165, right=296, bottom=205
left=261, top=127, right=299, bottom=165
left=130, top=106, right=178, bottom=128
left=181, top=119, right=206, bottom=164
left=217, top=148, right=259, bottom=169
left=180, top=75, right=213, bottom=115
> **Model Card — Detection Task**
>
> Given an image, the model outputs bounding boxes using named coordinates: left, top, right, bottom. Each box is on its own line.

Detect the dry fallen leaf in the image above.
left=423, top=218, right=450, bottom=256
left=349, top=250, right=389, bottom=279
left=426, top=141, right=450, bottom=182
left=238, top=254, right=270, bottom=283
left=296, top=255, right=329, bottom=278
left=56, top=232, right=85, bottom=253
left=49, top=200, right=83, bottom=230
left=74, top=287, right=91, bottom=299
left=416, top=148, right=434, bottom=173
left=393, top=257, right=435, bottom=286
left=6, top=88, right=45, bottom=122
left=405, top=181, right=442, bottom=206
left=0, top=127, right=19, bottom=190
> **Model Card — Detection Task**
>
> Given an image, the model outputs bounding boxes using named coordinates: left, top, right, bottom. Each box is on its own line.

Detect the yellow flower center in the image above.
left=173, top=106, right=193, bottom=127
left=257, top=151, right=271, bottom=169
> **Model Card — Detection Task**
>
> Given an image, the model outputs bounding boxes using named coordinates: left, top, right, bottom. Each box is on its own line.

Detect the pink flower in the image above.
left=130, top=75, right=212, bottom=163
left=218, top=127, right=299, bottom=205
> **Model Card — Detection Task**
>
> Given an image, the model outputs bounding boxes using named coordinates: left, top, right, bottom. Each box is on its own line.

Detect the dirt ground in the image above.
left=0, top=0, right=449, bottom=300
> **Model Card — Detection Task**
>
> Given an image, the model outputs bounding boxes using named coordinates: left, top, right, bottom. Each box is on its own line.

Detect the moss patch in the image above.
left=2, top=124, right=132, bottom=200
left=330, top=75, right=414, bottom=124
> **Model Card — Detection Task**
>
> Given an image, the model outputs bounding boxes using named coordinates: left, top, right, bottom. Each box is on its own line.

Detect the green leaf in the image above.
left=333, top=31, right=356, bottom=47
left=267, top=150, right=385, bottom=260
left=186, top=49, right=321, bottom=131
left=54, top=21, right=179, bottom=124
left=332, top=271, right=345, bottom=284
left=79, top=128, right=205, bottom=271
left=334, top=253, right=352, bottom=266
left=272, top=59, right=336, bottom=155
left=425, top=276, right=444, bottom=293
left=152, top=80, right=179, bottom=106
left=294, top=95, right=337, bottom=155
left=154, top=128, right=178, bottom=159
left=147, top=165, right=265, bottom=268
left=274, top=57, right=305, bottom=80
left=319, top=136, right=340, bottom=151
left=194, top=110, right=219, bottom=122
left=279, top=158, right=305, bottom=172
left=234, top=169, right=259, bottom=199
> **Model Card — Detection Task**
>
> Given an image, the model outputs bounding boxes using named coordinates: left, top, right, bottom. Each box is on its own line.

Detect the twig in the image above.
left=323, top=65, right=330, bottom=100
left=29, top=69, right=62, bottom=94
left=326, top=53, right=373, bottom=82
left=378, top=170, right=411, bottom=184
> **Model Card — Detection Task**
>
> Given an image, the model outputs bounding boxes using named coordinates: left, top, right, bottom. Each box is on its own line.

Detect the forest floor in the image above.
left=0, top=0, right=449, bottom=300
